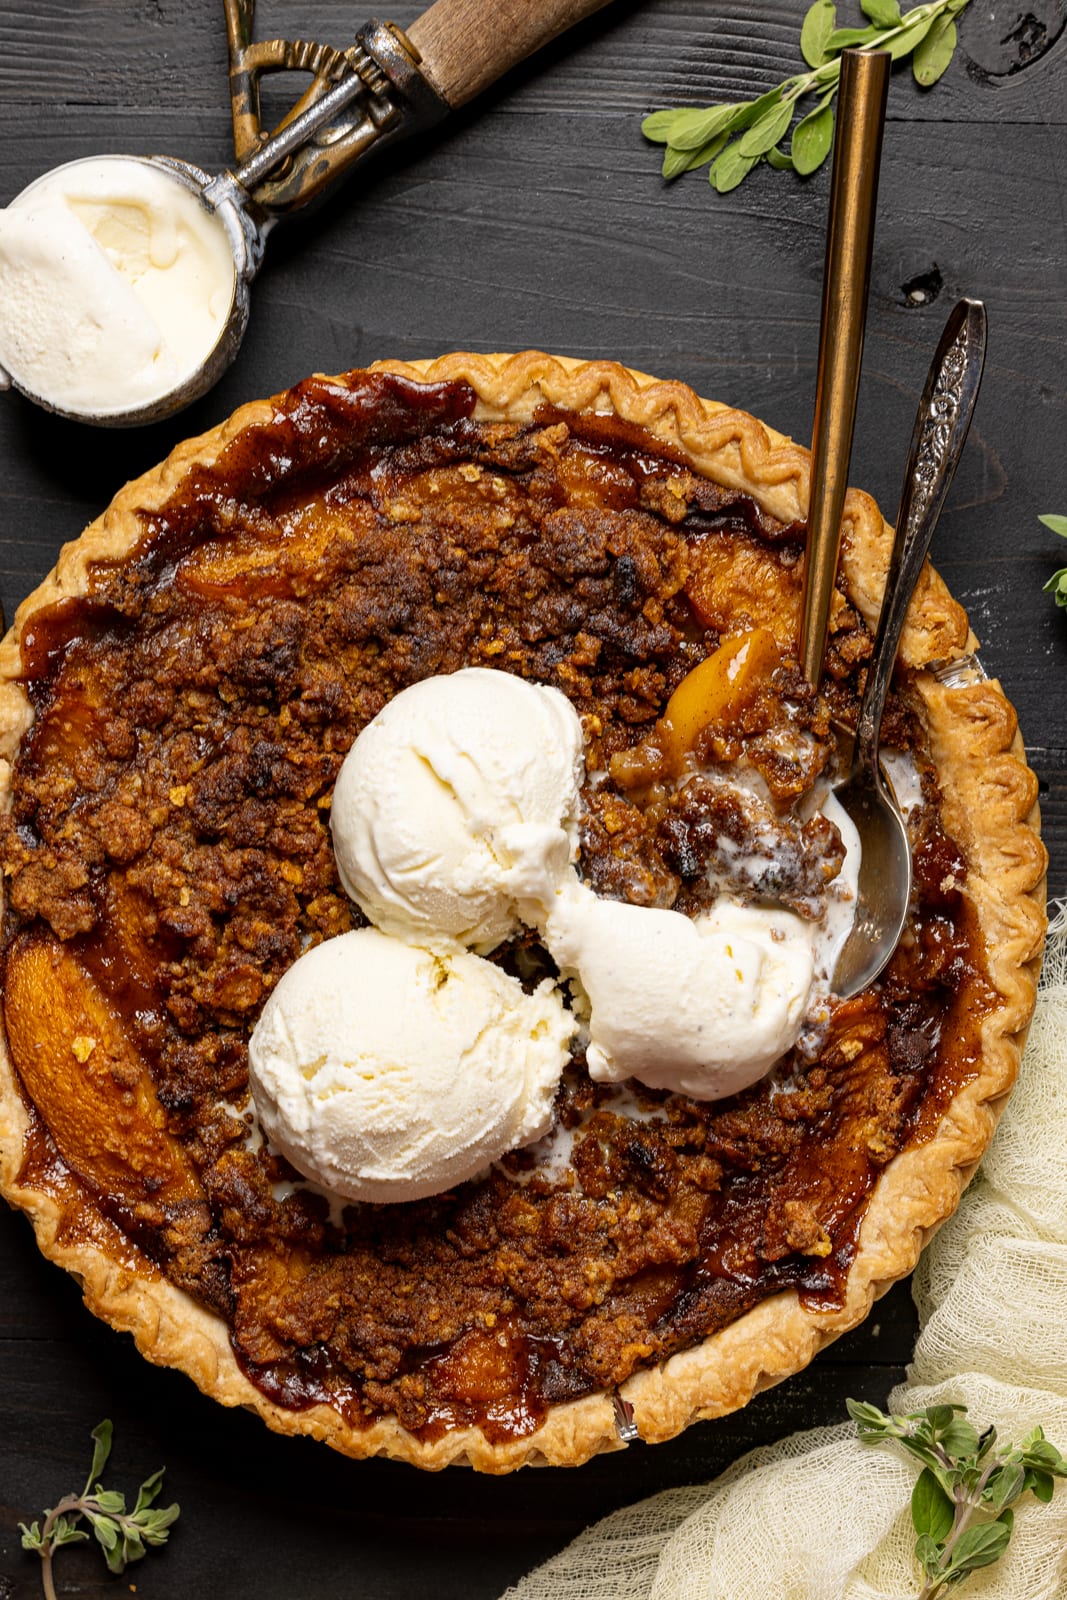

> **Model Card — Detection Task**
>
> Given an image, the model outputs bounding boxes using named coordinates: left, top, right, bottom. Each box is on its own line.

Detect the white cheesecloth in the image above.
left=500, top=908, right=1067, bottom=1600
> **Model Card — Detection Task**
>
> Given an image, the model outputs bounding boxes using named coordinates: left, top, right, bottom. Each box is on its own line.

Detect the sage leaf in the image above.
left=738, top=97, right=794, bottom=157
left=1028, top=1463, right=1057, bottom=1496
left=847, top=1398, right=893, bottom=1436
left=51, top=1517, right=88, bottom=1548
left=911, top=1467, right=954, bottom=1540
left=914, top=1531, right=944, bottom=1578
left=710, top=139, right=761, bottom=192
left=825, top=23, right=880, bottom=48
left=140, top=1504, right=181, bottom=1540
left=884, top=12, right=936, bottom=58
left=104, top=1540, right=129, bottom=1575
left=949, top=1518, right=1012, bottom=1572
left=985, top=1461, right=1026, bottom=1513
left=862, top=0, right=902, bottom=24
left=791, top=99, right=835, bottom=173
left=134, top=1468, right=166, bottom=1515
left=801, top=0, right=837, bottom=66
left=1025, top=1437, right=1067, bottom=1467
left=92, top=1489, right=126, bottom=1516
left=87, top=1420, right=113, bottom=1492
left=641, top=109, right=683, bottom=143
left=941, top=1416, right=981, bottom=1459
left=89, top=1514, right=120, bottom=1553
left=913, top=13, right=957, bottom=83
left=663, top=133, right=729, bottom=179
left=641, top=0, right=978, bottom=199
left=22, top=1420, right=179, bottom=1594
left=120, top=1527, right=146, bottom=1564
left=669, top=102, right=748, bottom=150
left=735, top=85, right=797, bottom=131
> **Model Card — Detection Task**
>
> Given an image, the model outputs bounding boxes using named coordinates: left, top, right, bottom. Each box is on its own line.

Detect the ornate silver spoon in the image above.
left=832, top=296, right=987, bottom=998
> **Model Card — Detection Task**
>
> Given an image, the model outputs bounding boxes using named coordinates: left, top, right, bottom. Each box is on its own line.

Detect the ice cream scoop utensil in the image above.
left=831, top=297, right=987, bottom=1000
left=799, top=48, right=890, bottom=688
left=0, top=0, right=614, bottom=426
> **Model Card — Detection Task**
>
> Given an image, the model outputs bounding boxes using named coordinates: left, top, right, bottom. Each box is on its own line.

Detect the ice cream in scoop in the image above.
left=0, top=156, right=234, bottom=417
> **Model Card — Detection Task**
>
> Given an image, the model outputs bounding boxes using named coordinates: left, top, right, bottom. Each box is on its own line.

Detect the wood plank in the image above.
left=0, top=0, right=1063, bottom=121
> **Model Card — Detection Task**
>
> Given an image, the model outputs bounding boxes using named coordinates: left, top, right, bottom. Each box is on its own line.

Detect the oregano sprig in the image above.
left=19, top=1420, right=179, bottom=1600
left=643, top=0, right=973, bottom=193
left=1040, top=513, right=1067, bottom=606
left=848, top=1398, right=1067, bottom=1598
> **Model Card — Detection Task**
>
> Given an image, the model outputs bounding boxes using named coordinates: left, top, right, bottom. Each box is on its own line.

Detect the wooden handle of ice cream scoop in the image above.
left=407, top=0, right=615, bottom=109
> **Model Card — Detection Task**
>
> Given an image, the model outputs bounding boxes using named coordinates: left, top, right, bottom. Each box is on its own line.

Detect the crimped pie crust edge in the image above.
left=0, top=351, right=1047, bottom=1472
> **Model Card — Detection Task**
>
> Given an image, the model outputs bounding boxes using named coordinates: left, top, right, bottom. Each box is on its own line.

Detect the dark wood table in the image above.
left=1, top=3, right=1064, bottom=1595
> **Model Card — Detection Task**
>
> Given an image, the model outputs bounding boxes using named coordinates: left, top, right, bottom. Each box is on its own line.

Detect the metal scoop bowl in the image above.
left=0, top=0, right=613, bottom=427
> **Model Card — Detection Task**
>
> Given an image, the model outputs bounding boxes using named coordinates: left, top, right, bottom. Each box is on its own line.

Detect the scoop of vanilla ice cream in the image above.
left=0, top=198, right=174, bottom=412
left=248, top=928, right=574, bottom=1203
left=0, top=156, right=235, bottom=416
left=331, top=668, right=585, bottom=951
left=545, top=886, right=815, bottom=1100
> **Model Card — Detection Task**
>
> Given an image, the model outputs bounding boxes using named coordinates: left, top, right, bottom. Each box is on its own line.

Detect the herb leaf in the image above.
left=883, top=11, right=937, bottom=58
left=666, top=102, right=748, bottom=151
left=949, top=1518, right=1012, bottom=1571
left=738, top=97, right=795, bottom=157
left=662, top=134, right=729, bottom=179
left=1041, top=514, right=1067, bottom=605
left=862, top=0, right=903, bottom=23
left=643, top=0, right=974, bottom=196
left=791, top=98, right=836, bottom=174
left=913, top=12, right=958, bottom=82
left=825, top=23, right=882, bottom=48
left=801, top=0, right=838, bottom=67
left=850, top=1399, right=1067, bottom=1597
left=20, top=1420, right=179, bottom=1600
left=710, top=139, right=762, bottom=193
left=912, top=1467, right=955, bottom=1541
left=85, top=1420, right=113, bottom=1494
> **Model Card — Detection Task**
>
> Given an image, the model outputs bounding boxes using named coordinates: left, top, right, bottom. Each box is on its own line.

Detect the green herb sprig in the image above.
left=20, top=1420, right=179, bottom=1600
left=643, top=0, right=972, bottom=193
left=848, top=1398, right=1067, bottom=1598
left=1040, top=513, right=1067, bottom=606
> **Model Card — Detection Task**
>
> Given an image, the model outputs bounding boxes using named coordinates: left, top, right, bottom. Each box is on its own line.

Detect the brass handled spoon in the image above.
left=831, top=297, right=987, bottom=999
left=800, top=47, right=890, bottom=687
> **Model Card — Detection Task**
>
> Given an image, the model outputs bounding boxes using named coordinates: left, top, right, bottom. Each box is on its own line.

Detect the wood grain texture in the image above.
left=409, top=0, right=617, bottom=108
left=0, top=0, right=1064, bottom=1594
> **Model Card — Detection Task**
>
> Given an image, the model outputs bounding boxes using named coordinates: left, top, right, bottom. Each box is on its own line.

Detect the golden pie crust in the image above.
left=0, top=352, right=1047, bottom=1472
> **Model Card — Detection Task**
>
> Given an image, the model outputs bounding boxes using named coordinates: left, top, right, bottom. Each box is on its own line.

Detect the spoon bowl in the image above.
left=831, top=764, right=912, bottom=998
left=831, top=297, right=988, bottom=999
